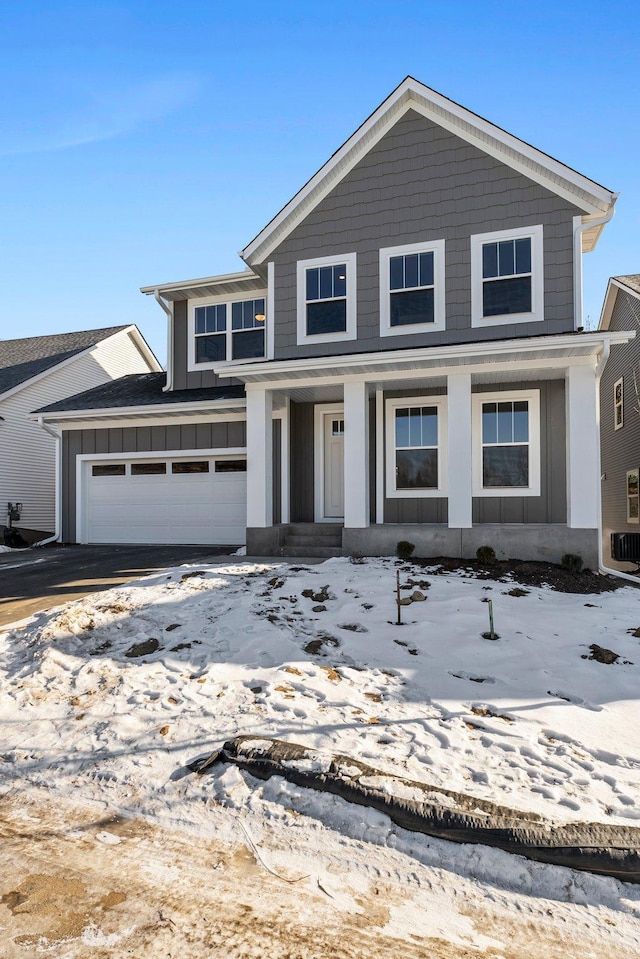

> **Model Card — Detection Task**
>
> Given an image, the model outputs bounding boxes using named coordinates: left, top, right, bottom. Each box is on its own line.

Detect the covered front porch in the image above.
left=232, top=333, right=624, bottom=567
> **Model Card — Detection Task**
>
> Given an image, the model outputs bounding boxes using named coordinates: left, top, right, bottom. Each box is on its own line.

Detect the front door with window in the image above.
left=322, top=413, right=344, bottom=518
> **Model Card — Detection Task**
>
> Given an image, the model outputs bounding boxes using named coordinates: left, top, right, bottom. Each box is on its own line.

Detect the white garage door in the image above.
left=83, top=456, right=247, bottom=545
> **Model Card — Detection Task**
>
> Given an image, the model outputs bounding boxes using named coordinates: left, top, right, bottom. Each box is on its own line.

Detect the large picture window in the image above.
left=471, top=226, right=543, bottom=327
left=472, top=390, right=541, bottom=496
left=379, top=240, right=445, bottom=336
left=385, top=396, right=447, bottom=498
left=190, top=295, right=266, bottom=368
left=296, top=253, right=357, bottom=344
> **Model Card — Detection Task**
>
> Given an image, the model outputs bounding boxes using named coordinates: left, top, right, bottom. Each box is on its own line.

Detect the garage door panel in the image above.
left=84, top=457, right=247, bottom=545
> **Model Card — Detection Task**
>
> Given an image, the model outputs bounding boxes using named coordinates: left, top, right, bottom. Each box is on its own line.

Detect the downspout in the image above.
left=152, top=289, right=174, bottom=392
left=595, top=341, right=640, bottom=585
left=33, top=417, right=62, bottom=547
left=573, top=202, right=616, bottom=330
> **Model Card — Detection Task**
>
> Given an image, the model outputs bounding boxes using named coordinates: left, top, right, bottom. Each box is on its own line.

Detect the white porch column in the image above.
left=566, top=364, right=599, bottom=528
left=447, top=373, right=473, bottom=528
left=246, top=387, right=273, bottom=528
left=343, top=380, right=369, bottom=528
left=280, top=396, right=290, bottom=524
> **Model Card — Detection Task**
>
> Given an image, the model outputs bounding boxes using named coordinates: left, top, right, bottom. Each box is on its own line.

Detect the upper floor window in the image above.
left=296, top=253, right=357, bottom=345
left=471, top=225, right=543, bottom=327
left=379, top=240, right=445, bottom=336
left=472, top=389, right=541, bottom=496
left=614, top=377, right=624, bottom=430
left=190, top=296, right=266, bottom=368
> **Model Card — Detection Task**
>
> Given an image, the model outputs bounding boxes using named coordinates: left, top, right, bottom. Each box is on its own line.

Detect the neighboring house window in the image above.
left=472, top=390, right=541, bottom=496
left=627, top=470, right=639, bottom=523
left=385, top=396, right=447, bottom=498
left=471, top=225, right=543, bottom=327
left=190, top=296, right=266, bottom=368
left=614, top=378, right=624, bottom=430
left=296, top=253, right=357, bottom=344
left=379, top=240, right=445, bottom=336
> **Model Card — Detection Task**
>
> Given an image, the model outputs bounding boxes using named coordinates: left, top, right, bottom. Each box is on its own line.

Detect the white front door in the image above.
left=322, top=412, right=344, bottom=518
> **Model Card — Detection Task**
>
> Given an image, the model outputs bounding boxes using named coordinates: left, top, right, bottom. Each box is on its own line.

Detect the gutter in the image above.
left=594, top=342, right=640, bottom=585
left=151, top=289, right=174, bottom=393
left=33, top=417, right=62, bottom=546
left=573, top=201, right=617, bottom=330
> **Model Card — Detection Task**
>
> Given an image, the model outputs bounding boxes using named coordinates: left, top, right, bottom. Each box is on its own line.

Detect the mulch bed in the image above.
left=411, top=556, right=626, bottom=594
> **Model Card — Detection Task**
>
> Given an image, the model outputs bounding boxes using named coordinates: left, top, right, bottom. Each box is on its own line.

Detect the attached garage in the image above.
left=79, top=454, right=246, bottom=545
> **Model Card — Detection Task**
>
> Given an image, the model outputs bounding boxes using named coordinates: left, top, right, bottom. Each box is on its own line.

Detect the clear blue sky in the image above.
left=1, top=1, right=638, bottom=364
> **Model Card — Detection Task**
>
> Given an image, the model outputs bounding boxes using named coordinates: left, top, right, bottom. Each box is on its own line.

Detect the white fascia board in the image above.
left=241, top=77, right=615, bottom=266
left=140, top=270, right=261, bottom=296
left=225, top=332, right=635, bottom=383
left=0, top=327, right=159, bottom=403
left=31, top=398, right=247, bottom=424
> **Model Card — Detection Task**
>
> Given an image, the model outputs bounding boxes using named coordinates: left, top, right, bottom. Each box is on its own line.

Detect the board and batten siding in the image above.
left=61, top=420, right=255, bottom=542
left=600, top=289, right=640, bottom=552
left=0, top=329, right=154, bottom=534
left=288, top=380, right=565, bottom=527
left=269, top=109, right=582, bottom=360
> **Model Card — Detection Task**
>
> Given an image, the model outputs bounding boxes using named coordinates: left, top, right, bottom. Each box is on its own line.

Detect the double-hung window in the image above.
left=614, top=378, right=624, bottom=430
left=380, top=240, right=445, bottom=335
left=627, top=469, right=639, bottom=523
left=191, top=296, right=266, bottom=367
left=471, top=225, right=543, bottom=327
left=296, top=253, right=356, bottom=344
left=472, top=390, right=540, bottom=496
left=385, top=396, right=447, bottom=497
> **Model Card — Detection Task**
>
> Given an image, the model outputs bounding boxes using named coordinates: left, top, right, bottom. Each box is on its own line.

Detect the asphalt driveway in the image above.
left=0, top=544, right=234, bottom=629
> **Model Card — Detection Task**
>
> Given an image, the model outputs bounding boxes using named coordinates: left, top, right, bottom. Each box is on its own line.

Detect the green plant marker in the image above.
left=396, top=569, right=402, bottom=626
left=488, top=599, right=495, bottom=640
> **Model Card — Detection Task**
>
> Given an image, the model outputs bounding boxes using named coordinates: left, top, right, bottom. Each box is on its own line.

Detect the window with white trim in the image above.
left=296, top=253, right=357, bottom=344
left=627, top=469, right=639, bottom=523
left=614, top=377, right=624, bottom=430
left=379, top=240, right=445, bottom=336
left=471, top=225, right=543, bottom=327
left=190, top=295, right=266, bottom=368
left=472, top=390, right=540, bottom=496
left=385, top=396, right=447, bottom=498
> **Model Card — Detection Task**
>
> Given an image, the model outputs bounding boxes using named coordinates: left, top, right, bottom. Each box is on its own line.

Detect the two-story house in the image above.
left=35, top=78, right=633, bottom=567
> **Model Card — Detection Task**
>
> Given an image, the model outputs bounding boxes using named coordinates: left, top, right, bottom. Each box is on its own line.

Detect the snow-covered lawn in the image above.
left=2, top=556, right=640, bottom=955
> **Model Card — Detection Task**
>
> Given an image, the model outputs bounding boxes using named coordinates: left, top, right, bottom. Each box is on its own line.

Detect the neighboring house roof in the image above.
left=0, top=326, right=152, bottom=397
left=241, top=76, right=616, bottom=267
left=35, top=372, right=245, bottom=414
left=599, top=275, right=640, bottom=330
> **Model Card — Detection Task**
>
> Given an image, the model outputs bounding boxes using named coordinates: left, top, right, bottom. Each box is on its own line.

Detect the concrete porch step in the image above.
left=281, top=545, right=344, bottom=558
left=286, top=523, right=343, bottom=535
left=286, top=534, right=343, bottom=547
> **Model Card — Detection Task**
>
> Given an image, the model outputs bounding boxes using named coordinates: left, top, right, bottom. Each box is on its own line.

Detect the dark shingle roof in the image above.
left=615, top=275, right=640, bottom=296
left=0, top=326, right=130, bottom=395
left=36, top=372, right=245, bottom=414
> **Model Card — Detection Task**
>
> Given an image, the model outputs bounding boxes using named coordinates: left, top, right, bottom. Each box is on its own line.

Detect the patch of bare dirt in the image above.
left=414, top=557, right=624, bottom=594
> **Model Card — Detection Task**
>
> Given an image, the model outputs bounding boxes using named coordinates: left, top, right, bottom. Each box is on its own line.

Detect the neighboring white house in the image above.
left=0, top=325, right=161, bottom=539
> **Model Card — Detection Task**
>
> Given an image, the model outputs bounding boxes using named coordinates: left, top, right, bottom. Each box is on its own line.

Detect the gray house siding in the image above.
left=285, top=379, right=564, bottom=527
left=472, top=380, right=566, bottom=524
left=269, top=109, right=582, bottom=360
left=172, top=300, right=244, bottom=391
left=600, top=289, right=640, bottom=554
left=62, top=421, right=247, bottom=542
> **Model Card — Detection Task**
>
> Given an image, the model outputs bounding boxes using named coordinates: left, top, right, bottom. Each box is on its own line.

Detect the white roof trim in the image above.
left=599, top=277, right=640, bottom=331
left=222, top=332, right=634, bottom=382
left=242, top=77, right=615, bottom=266
left=31, top=397, right=246, bottom=424
left=140, top=270, right=260, bottom=296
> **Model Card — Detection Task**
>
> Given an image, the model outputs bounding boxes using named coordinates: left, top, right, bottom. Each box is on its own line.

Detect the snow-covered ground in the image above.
left=2, top=556, right=640, bottom=955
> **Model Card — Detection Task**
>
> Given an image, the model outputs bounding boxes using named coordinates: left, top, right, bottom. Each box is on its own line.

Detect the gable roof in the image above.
left=0, top=326, right=139, bottom=397
left=241, top=76, right=616, bottom=267
left=34, top=372, right=245, bottom=415
left=599, top=274, right=640, bottom=331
